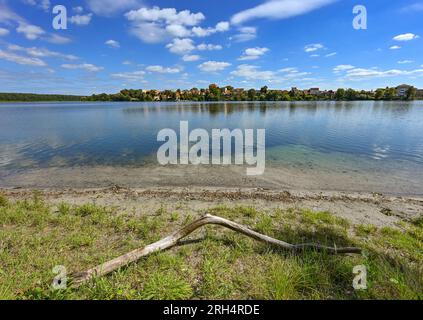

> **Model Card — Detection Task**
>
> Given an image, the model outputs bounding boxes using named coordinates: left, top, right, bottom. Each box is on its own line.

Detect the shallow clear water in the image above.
left=0, top=101, right=422, bottom=178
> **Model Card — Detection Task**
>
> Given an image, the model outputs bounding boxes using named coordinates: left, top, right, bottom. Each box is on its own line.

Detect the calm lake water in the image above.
left=0, top=101, right=423, bottom=185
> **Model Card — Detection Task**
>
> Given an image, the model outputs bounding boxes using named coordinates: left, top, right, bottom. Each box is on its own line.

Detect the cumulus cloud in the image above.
left=73, top=6, right=84, bottom=13
left=182, top=54, right=201, bottom=62
left=126, top=6, right=204, bottom=43
left=125, top=6, right=229, bottom=43
left=197, top=43, right=223, bottom=51
left=61, top=63, right=104, bottom=72
left=69, top=13, right=93, bottom=26
left=238, top=47, right=269, bottom=60
left=390, top=45, right=401, bottom=50
left=231, top=0, right=336, bottom=25
left=22, top=0, right=50, bottom=12
left=198, top=61, right=231, bottom=72
left=0, top=49, right=47, bottom=66
left=86, top=0, right=141, bottom=16
left=166, top=38, right=195, bottom=55
left=393, top=33, right=419, bottom=41
left=146, top=65, right=181, bottom=73
left=105, top=40, right=120, bottom=48
left=16, top=23, right=45, bottom=40
left=191, top=21, right=230, bottom=37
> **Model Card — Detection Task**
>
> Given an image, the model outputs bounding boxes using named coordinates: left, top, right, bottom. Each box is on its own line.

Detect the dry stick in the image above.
left=71, top=214, right=361, bottom=287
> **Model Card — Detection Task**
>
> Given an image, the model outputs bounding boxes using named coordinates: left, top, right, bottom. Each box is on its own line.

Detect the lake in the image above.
left=1, top=101, right=422, bottom=195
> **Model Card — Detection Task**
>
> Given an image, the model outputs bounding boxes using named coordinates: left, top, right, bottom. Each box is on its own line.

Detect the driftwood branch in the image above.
left=71, top=214, right=361, bottom=287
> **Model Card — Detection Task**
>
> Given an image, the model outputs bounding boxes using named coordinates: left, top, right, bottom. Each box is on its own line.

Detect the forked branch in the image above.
left=71, top=214, right=361, bottom=287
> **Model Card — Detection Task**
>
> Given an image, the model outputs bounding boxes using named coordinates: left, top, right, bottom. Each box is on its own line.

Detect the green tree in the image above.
left=335, top=88, right=346, bottom=100
left=406, top=87, right=416, bottom=100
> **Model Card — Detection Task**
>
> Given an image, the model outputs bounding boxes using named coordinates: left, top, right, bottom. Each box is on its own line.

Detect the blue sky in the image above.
left=0, top=0, right=422, bottom=95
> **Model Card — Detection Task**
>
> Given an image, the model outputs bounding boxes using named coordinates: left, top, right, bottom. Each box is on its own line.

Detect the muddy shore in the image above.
left=2, top=185, right=422, bottom=228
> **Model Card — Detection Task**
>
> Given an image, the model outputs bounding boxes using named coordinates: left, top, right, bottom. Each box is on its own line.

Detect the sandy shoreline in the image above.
left=1, top=163, right=423, bottom=196
left=2, top=164, right=422, bottom=228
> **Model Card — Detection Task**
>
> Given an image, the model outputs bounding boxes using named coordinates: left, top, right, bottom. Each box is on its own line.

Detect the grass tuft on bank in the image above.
left=0, top=192, right=421, bottom=300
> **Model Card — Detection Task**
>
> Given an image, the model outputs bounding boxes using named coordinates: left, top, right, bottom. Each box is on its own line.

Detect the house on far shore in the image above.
left=308, top=88, right=320, bottom=95
left=395, top=84, right=412, bottom=98
left=416, top=89, right=423, bottom=99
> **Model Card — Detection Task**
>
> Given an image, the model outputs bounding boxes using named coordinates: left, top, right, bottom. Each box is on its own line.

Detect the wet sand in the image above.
left=1, top=164, right=422, bottom=227
left=1, top=163, right=422, bottom=196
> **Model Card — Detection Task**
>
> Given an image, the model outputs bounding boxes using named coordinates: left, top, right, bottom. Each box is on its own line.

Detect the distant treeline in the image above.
left=83, top=85, right=420, bottom=102
left=1, top=85, right=421, bottom=102
left=0, top=93, right=84, bottom=102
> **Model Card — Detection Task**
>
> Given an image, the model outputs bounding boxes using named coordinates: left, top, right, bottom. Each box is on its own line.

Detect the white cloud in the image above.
left=398, top=60, right=413, bottom=64
left=8, top=44, right=78, bottom=60
left=111, top=70, right=145, bottom=81
left=0, top=1, right=25, bottom=25
left=125, top=7, right=204, bottom=43
left=198, top=61, right=231, bottom=72
left=304, top=43, right=324, bottom=52
left=16, top=23, right=45, bottom=40
left=73, top=6, right=84, bottom=13
left=105, top=40, right=120, bottom=48
left=69, top=13, right=93, bottom=26
left=197, top=43, right=223, bottom=51
left=125, top=7, right=228, bottom=43
left=61, top=63, right=104, bottom=72
left=0, top=27, right=9, bottom=36
left=215, top=21, right=230, bottom=32
left=231, top=0, right=336, bottom=25
left=86, top=0, right=141, bottom=16
left=166, top=24, right=191, bottom=37
left=191, top=21, right=230, bottom=37
left=231, top=26, right=257, bottom=42
left=146, top=65, right=181, bottom=73
left=128, top=22, right=169, bottom=43
left=126, top=6, right=205, bottom=26
left=22, top=0, right=50, bottom=12
left=336, top=66, right=423, bottom=80
left=278, top=67, right=310, bottom=79
left=325, top=52, right=337, bottom=57
left=44, top=34, right=71, bottom=44
left=333, top=64, right=355, bottom=72
left=0, top=49, right=47, bottom=66
left=231, top=64, right=276, bottom=80
left=393, top=33, right=419, bottom=41
left=238, top=47, right=269, bottom=60
left=390, top=45, right=401, bottom=50
left=182, top=54, right=201, bottom=62
left=166, top=38, right=195, bottom=55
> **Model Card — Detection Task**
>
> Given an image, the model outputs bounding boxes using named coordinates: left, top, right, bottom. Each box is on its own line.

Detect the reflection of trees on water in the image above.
left=122, top=101, right=413, bottom=117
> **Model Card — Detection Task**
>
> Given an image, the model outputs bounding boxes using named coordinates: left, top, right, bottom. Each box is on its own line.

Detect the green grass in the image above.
left=0, top=193, right=421, bottom=300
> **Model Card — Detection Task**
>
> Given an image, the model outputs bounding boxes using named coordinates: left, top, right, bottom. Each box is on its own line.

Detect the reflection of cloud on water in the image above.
left=371, top=145, right=390, bottom=160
